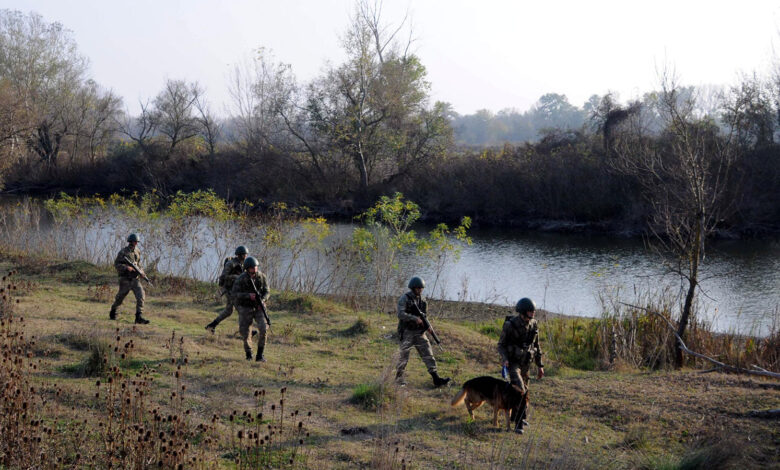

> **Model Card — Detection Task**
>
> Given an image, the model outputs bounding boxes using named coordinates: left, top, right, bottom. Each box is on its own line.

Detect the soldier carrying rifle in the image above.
left=109, top=233, right=151, bottom=324
left=205, top=245, right=249, bottom=333
left=231, top=256, right=271, bottom=362
left=395, top=276, right=451, bottom=388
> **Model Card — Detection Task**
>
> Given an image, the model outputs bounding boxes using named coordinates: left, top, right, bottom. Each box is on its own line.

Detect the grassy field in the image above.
left=1, top=252, right=778, bottom=469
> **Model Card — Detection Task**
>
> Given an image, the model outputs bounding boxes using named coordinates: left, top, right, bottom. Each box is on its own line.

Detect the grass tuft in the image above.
left=342, top=317, right=371, bottom=337
left=350, top=382, right=393, bottom=410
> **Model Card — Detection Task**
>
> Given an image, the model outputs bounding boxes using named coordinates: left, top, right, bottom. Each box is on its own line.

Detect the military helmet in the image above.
left=408, top=276, right=426, bottom=289
left=515, top=297, right=536, bottom=315
left=127, top=233, right=139, bottom=243
left=235, top=245, right=249, bottom=256
left=243, top=256, right=259, bottom=269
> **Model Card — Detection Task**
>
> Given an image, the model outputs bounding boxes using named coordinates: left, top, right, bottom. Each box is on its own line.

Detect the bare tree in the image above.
left=722, top=73, right=776, bottom=150
left=610, top=73, right=736, bottom=368
left=227, top=48, right=291, bottom=154
left=193, top=94, right=220, bottom=156
left=124, top=79, right=203, bottom=161
left=0, top=10, right=88, bottom=170
left=121, top=79, right=205, bottom=193
left=0, top=79, right=31, bottom=185
left=59, top=79, right=122, bottom=169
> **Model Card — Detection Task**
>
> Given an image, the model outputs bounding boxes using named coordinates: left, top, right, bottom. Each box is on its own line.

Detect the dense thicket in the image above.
left=1, top=8, right=778, bottom=236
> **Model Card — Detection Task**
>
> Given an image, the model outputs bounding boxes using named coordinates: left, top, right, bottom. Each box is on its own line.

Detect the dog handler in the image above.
left=497, top=297, right=544, bottom=431
left=395, top=276, right=451, bottom=388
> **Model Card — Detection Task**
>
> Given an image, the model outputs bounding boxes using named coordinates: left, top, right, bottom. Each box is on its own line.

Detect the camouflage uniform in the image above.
left=231, top=270, right=270, bottom=359
left=497, top=315, right=544, bottom=393
left=110, top=244, right=145, bottom=317
left=207, top=257, right=244, bottom=329
left=396, top=290, right=439, bottom=378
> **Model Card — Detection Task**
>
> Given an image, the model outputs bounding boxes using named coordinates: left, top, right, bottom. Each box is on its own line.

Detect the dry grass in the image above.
left=0, top=253, right=778, bottom=469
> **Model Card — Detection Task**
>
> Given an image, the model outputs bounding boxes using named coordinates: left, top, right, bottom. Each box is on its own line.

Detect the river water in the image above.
left=411, top=227, right=779, bottom=334
left=1, top=198, right=777, bottom=335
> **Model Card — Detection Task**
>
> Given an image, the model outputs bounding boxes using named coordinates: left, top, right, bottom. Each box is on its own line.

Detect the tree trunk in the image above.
left=675, top=216, right=702, bottom=368
left=676, top=272, right=698, bottom=368
left=355, top=141, right=369, bottom=192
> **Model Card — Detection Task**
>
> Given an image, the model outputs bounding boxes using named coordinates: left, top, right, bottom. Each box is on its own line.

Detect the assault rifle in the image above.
left=410, top=302, right=441, bottom=345
left=248, top=277, right=271, bottom=327
left=123, top=256, right=153, bottom=287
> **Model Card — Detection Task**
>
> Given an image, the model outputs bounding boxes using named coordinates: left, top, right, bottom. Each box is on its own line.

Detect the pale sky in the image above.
left=3, top=0, right=779, bottom=116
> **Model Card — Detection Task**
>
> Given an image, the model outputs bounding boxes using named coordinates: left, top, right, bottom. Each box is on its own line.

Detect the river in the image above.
left=1, top=198, right=777, bottom=335
left=411, top=227, right=779, bottom=335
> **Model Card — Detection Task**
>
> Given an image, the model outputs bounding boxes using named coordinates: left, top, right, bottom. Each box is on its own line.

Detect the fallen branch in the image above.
left=619, top=302, right=780, bottom=380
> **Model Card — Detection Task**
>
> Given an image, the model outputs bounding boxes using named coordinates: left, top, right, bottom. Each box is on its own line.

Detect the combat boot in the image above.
left=245, top=350, right=252, bottom=361
left=395, top=370, right=407, bottom=387
left=134, top=313, right=150, bottom=325
left=109, top=307, right=117, bottom=320
left=255, top=347, right=266, bottom=363
left=514, top=410, right=525, bottom=433
left=511, top=408, right=529, bottom=426
left=430, top=371, right=451, bottom=388
left=204, top=321, right=217, bottom=333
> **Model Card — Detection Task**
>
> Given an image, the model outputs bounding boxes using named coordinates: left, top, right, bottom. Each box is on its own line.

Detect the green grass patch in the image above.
left=544, top=317, right=602, bottom=370
left=349, top=382, right=392, bottom=410
left=436, top=350, right=459, bottom=365
left=476, top=318, right=505, bottom=340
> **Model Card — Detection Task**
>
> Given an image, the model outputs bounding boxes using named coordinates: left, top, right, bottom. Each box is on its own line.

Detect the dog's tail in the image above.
left=450, top=388, right=467, bottom=407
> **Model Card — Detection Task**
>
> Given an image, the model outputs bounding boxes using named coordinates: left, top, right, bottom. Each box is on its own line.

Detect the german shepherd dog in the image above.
left=450, top=376, right=528, bottom=432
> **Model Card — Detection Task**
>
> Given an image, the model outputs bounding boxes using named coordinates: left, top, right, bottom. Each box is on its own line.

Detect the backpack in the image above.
left=217, top=257, right=231, bottom=287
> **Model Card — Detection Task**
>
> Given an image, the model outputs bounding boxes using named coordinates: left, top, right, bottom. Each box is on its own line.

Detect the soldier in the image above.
left=231, top=256, right=270, bottom=362
left=497, top=297, right=544, bottom=433
left=109, top=233, right=150, bottom=324
left=205, top=245, right=249, bottom=333
left=395, top=276, right=451, bottom=388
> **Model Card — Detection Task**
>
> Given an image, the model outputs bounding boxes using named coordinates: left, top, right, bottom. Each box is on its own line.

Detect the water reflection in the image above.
left=414, top=228, right=779, bottom=335
left=1, top=196, right=777, bottom=335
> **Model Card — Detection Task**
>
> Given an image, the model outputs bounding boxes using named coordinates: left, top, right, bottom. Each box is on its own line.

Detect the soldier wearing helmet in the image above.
left=395, top=276, right=451, bottom=388
left=497, top=297, right=544, bottom=433
left=205, top=245, right=249, bottom=333
left=109, top=233, right=150, bottom=324
left=231, top=256, right=270, bottom=362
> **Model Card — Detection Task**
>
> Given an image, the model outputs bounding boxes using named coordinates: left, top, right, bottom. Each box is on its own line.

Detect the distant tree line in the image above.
left=1, top=7, right=778, bottom=236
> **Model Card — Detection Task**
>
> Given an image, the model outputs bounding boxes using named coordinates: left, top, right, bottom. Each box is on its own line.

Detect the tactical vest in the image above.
left=397, top=291, right=427, bottom=336
left=115, top=246, right=141, bottom=278
left=503, top=316, right=538, bottom=363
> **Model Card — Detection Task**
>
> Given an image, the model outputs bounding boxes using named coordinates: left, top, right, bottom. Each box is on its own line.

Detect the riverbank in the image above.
left=1, top=252, right=778, bottom=468
left=6, top=189, right=780, bottom=240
